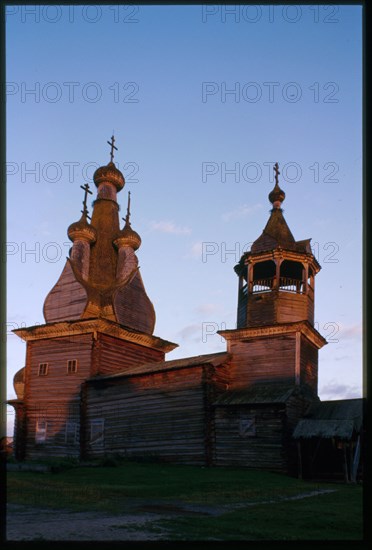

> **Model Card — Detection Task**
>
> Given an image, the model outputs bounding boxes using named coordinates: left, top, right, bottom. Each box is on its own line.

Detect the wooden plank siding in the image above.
left=94, top=333, right=164, bottom=376
left=226, top=334, right=297, bottom=389
left=247, top=292, right=277, bottom=326
left=300, top=335, right=319, bottom=393
left=276, top=292, right=313, bottom=325
left=84, top=365, right=210, bottom=465
left=24, top=334, right=93, bottom=459
left=247, top=291, right=314, bottom=328
left=43, top=261, right=88, bottom=323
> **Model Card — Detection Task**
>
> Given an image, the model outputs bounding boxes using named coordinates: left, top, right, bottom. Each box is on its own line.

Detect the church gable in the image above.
left=113, top=271, right=156, bottom=334
left=43, top=260, right=88, bottom=323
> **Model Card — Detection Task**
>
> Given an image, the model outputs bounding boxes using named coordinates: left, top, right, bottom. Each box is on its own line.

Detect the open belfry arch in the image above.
left=9, top=149, right=362, bottom=479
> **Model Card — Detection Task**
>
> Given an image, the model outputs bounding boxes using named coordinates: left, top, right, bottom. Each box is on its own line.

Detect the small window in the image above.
left=67, top=359, right=78, bottom=374
left=90, top=419, right=104, bottom=447
left=35, top=420, right=47, bottom=443
left=65, top=421, right=79, bottom=446
left=38, top=363, right=48, bottom=376
left=239, top=415, right=256, bottom=438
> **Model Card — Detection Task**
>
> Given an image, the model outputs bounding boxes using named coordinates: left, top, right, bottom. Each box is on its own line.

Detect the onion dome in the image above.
left=68, top=213, right=97, bottom=243
left=269, top=162, right=285, bottom=209
left=93, top=161, right=125, bottom=192
left=13, top=367, right=25, bottom=399
left=114, top=191, right=141, bottom=251
left=114, top=223, right=142, bottom=251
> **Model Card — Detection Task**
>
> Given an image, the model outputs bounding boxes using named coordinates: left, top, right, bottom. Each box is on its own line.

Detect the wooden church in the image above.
left=9, top=139, right=363, bottom=479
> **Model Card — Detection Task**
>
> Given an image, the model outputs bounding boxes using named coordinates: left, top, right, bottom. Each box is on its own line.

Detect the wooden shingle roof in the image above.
left=251, top=209, right=311, bottom=254
left=293, top=398, right=363, bottom=440
left=214, top=382, right=316, bottom=406
left=90, top=351, right=230, bottom=380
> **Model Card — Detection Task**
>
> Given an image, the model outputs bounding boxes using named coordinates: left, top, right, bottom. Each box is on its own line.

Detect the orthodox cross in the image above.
left=80, top=183, right=93, bottom=218
left=123, top=191, right=131, bottom=226
left=273, top=162, right=280, bottom=186
left=107, top=134, right=118, bottom=162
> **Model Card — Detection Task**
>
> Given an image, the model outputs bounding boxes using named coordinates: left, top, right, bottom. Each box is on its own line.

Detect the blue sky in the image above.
left=6, top=4, right=363, bottom=434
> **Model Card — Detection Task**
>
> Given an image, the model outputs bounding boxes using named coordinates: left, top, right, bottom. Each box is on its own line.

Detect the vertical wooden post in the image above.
left=303, top=263, right=309, bottom=293
left=351, top=435, right=361, bottom=483
left=237, top=274, right=243, bottom=326
left=310, top=274, right=315, bottom=292
left=343, top=443, right=349, bottom=483
left=248, top=261, right=253, bottom=294
left=275, top=258, right=281, bottom=290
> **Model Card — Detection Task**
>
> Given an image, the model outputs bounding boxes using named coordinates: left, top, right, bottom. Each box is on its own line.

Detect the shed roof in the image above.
left=89, top=351, right=230, bottom=381
left=214, top=382, right=316, bottom=406
left=293, top=398, right=363, bottom=440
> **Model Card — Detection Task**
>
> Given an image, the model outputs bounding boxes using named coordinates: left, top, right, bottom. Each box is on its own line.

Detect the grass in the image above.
left=7, top=459, right=363, bottom=540
left=149, top=486, right=363, bottom=540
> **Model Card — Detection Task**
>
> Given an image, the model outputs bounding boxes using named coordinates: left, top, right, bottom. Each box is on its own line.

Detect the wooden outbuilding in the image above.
left=293, top=398, right=364, bottom=482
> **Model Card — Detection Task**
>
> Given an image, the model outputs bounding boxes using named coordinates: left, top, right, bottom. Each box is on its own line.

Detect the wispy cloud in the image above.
left=195, top=303, right=222, bottom=315
left=177, top=323, right=201, bottom=340
left=319, top=380, right=362, bottom=401
left=339, top=323, right=363, bottom=341
left=183, top=241, right=203, bottom=260
left=150, top=221, right=191, bottom=235
left=222, top=203, right=262, bottom=222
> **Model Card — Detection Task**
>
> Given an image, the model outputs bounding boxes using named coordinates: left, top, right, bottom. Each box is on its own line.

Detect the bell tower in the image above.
left=219, top=163, right=327, bottom=394
left=234, top=163, right=320, bottom=329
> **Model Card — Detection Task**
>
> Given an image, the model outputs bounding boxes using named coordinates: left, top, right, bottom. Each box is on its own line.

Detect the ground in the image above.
left=6, top=461, right=363, bottom=541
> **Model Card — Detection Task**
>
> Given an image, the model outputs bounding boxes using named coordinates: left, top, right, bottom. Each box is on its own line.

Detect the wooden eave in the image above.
left=218, top=320, right=327, bottom=349
left=293, top=398, right=363, bottom=439
left=12, top=318, right=178, bottom=353
left=7, top=398, right=23, bottom=406
left=87, top=351, right=231, bottom=383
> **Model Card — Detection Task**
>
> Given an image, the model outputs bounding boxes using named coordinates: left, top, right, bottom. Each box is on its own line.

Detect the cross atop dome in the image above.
left=124, top=191, right=132, bottom=226
left=269, top=162, right=285, bottom=209
left=80, top=183, right=93, bottom=219
left=107, top=134, right=118, bottom=163
left=273, top=162, right=280, bottom=185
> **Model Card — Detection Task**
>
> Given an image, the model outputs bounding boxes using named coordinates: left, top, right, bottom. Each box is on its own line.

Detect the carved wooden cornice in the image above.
left=12, top=318, right=178, bottom=353
left=218, top=320, right=327, bottom=349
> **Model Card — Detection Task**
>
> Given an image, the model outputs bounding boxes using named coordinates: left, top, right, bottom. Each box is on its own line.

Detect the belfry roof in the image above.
left=246, top=164, right=313, bottom=256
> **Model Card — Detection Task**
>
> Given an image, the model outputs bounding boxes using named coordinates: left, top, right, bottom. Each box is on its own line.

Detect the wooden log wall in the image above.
left=282, top=393, right=317, bottom=475
left=24, top=334, right=93, bottom=459
left=84, top=365, right=208, bottom=465
left=214, top=405, right=287, bottom=470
